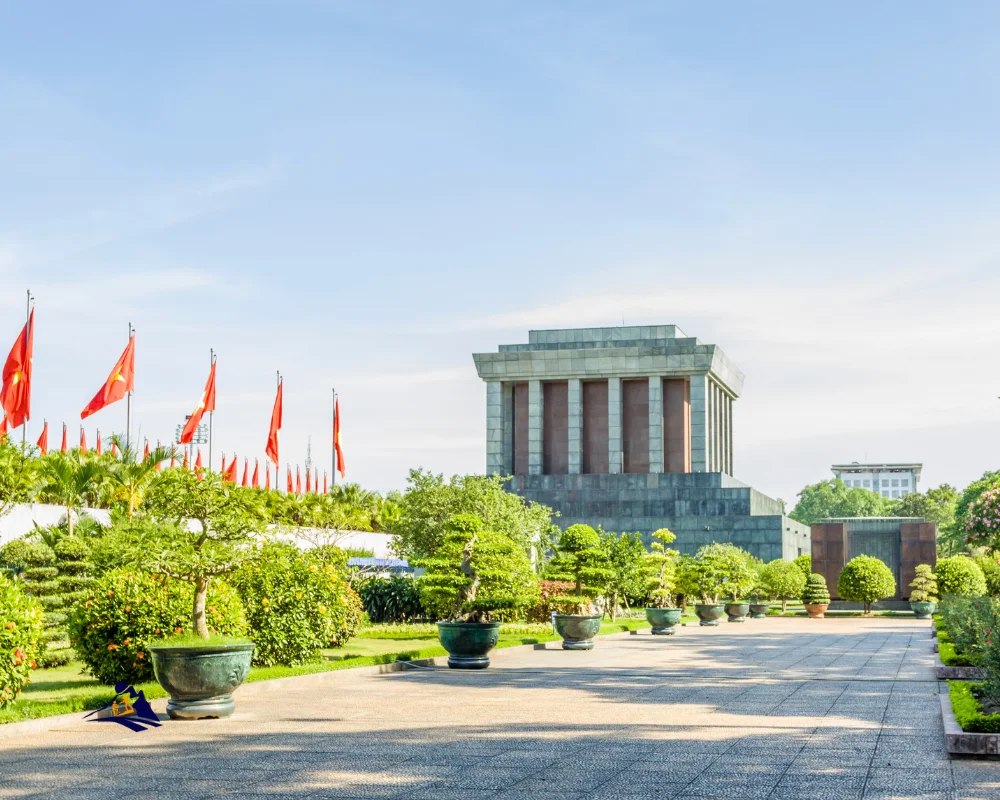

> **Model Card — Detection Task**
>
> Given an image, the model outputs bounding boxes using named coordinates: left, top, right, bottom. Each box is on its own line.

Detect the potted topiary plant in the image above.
left=417, top=514, right=537, bottom=668
left=544, top=524, right=612, bottom=649
left=644, top=528, right=681, bottom=635
left=715, top=545, right=760, bottom=622
left=112, top=468, right=266, bottom=719
left=801, top=573, right=831, bottom=618
left=837, top=555, right=896, bottom=616
left=677, top=549, right=725, bottom=626
left=908, top=564, right=938, bottom=619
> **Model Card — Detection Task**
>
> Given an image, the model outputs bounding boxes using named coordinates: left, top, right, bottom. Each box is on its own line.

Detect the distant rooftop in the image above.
left=831, top=462, right=923, bottom=479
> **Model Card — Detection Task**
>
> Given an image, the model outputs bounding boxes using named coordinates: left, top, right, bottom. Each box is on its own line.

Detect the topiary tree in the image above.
left=544, top=524, right=612, bottom=614
left=838, top=555, right=896, bottom=615
left=645, top=528, right=679, bottom=609
left=758, top=559, right=807, bottom=613
left=793, top=554, right=811, bottom=582
left=934, top=556, right=987, bottom=597
left=416, top=514, right=538, bottom=622
left=0, top=575, right=43, bottom=708
left=697, top=543, right=758, bottom=603
left=801, top=573, right=831, bottom=606
left=973, top=554, right=1000, bottom=597
left=599, top=531, right=649, bottom=620
left=908, top=564, right=938, bottom=603
left=676, top=547, right=727, bottom=605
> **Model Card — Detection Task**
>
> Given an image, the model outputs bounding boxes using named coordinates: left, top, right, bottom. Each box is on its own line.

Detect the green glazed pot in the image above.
left=725, top=602, right=750, bottom=622
left=694, top=604, right=725, bottom=626
left=910, top=600, right=936, bottom=620
left=437, top=621, right=501, bottom=669
left=149, top=643, right=254, bottom=720
left=749, top=603, right=770, bottom=618
left=645, top=607, right=682, bottom=635
left=554, top=614, right=602, bottom=650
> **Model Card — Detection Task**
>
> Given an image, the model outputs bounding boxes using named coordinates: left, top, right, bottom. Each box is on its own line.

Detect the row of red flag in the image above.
left=0, top=308, right=345, bottom=479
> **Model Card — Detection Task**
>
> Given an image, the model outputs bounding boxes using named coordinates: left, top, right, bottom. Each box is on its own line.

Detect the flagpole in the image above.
left=208, top=348, right=215, bottom=473
left=331, top=387, right=336, bottom=489
left=22, top=289, right=32, bottom=448
left=125, top=322, right=134, bottom=450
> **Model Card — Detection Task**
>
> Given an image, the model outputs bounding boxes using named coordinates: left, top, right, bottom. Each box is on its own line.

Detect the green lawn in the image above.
left=0, top=618, right=662, bottom=726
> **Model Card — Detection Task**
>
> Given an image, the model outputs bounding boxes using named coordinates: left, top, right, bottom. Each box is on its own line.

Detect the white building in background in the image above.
left=831, top=462, right=922, bottom=500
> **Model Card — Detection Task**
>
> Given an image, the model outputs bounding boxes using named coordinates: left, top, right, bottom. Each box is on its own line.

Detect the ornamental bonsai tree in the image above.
left=600, top=530, right=648, bottom=620
left=801, top=573, right=831, bottom=616
left=645, top=528, right=679, bottom=609
left=934, top=556, right=987, bottom=597
left=699, top=543, right=758, bottom=603
left=838, top=555, right=896, bottom=616
left=677, top=549, right=725, bottom=606
left=758, top=558, right=807, bottom=613
left=416, top=514, right=538, bottom=622
left=544, top=524, right=612, bottom=615
left=909, top=564, right=938, bottom=604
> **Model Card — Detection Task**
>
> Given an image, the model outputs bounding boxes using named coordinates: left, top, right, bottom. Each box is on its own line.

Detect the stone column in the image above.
left=486, top=381, right=504, bottom=476
left=707, top=380, right=716, bottom=472
left=648, top=376, right=663, bottom=473
left=608, top=377, right=622, bottom=474
left=567, top=379, right=582, bottom=475
left=502, top=383, right=514, bottom=474
left=720, top=388, right=728, bottom=475
left=689, top=375, right=708, bottom=472
left=727, top=394, right=734, bottom=474
left=528, top=380, right=543, bottom=476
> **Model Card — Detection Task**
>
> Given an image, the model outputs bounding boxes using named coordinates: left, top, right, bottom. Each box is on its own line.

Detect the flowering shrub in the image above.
left=231, top=543, right=362, bottom=667
left=965, top=484, right=1000, bottom=549
left=67, top=570, right=246, bottom=685
left=0, top=576, right=43, bottom=708
left=526, top=580, right=576, bottom=622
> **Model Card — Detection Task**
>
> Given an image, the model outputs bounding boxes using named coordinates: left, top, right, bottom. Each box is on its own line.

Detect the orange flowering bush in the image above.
left=67, top=569, right=246, bottom=685
left=0, top=576, right=43, bottom=708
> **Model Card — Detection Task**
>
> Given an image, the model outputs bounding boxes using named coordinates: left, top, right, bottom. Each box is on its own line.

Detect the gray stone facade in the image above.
left=473, top=325, right=810, bottom=561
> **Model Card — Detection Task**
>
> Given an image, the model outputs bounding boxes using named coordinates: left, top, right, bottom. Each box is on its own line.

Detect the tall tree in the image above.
left=790, top=479, right=894, bottom=525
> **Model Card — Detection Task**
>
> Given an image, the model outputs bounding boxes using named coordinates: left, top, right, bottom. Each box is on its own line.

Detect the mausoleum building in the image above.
left=473, top=325, right=810, bottom=561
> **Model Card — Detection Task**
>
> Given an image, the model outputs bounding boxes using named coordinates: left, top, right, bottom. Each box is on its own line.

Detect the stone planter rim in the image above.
left=148, top=642, right=254, bottom=657
left=436, top=621, right=502, bottom=629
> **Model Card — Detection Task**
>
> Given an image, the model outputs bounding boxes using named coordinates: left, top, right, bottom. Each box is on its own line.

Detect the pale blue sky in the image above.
left=3, top=2, right=1000, bottom=504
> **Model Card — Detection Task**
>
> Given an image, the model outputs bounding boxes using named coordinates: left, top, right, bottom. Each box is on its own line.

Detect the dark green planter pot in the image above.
left=149, top=643, right=254, bottom=720
left=749, top=603, right=770, bottom=619
left=554, top=614, right=602, bottom=650
left=694, top=604, right=725, bottom=626
left=725, top=602, right=750, bottom=622
left=645, top=607, right=682, bottom=635
left=910, top=600, right=936, bottom=619
left=437, top=621, right=501, bottom=669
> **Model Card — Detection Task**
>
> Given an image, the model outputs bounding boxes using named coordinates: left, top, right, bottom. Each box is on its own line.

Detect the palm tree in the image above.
left=105, top=434, right=177, bottom=517
left=34, top=454, right=107, bottom=535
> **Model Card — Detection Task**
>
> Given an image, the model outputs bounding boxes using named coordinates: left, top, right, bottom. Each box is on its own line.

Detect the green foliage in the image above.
left=892, top=485, right=959, bottom=552
left=937, top=595, right=997, bottom=667
left=526, top=580, right=576, bottom=621
left=801, top=573, right=831, bottom=605
left=33, top=454, right=106, bottom=536
left=908, top=564, right=938, bottom=603
left=416, top=514, right=539, bottom=622
left=935, top=556, right=987, bottom=597
left=956, top=471, right=1000, bottom=539
left=389, top=469, right=554, bottom=561
left=544, top=524, right=612, bottom=613
left=949, top=681, right=1000, bottom=734
left=0, top=540, right=54, bottom=570
left=230, top=543, right=363, bottom=667
left=790, top=479, right=894, bottom=525
left=0, top=435, right=35, bottom=519
left=837, top=555, right=896, bottom=614
left=0, top=576, right=43, bottom=708
left=356, top=577, right=425, bottom=623
left=67, top=569, right=246, bottom=684
left=693, top=543, right=759, bottom=603
left=645, top=528, right=678, bottom=609
left=599, top=531, right=649, bottom=620
left=793, top=554, right=811, bottom=582
left=964, top=483, right=1000, bottom=552
left=974, top=554, right=1000, bottom=597
left=757, top=559, right=807, bottom=612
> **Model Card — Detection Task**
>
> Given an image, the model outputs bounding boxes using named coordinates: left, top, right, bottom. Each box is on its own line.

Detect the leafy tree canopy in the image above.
left=790, top=479, right=894, bottom=525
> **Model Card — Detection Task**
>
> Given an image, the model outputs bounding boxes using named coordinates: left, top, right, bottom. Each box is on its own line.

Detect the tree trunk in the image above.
left=782, top=598, right=787, bottom=613
left=66, top=505, right=74, bottom=536
left=193, top=576, right=210, bottom=638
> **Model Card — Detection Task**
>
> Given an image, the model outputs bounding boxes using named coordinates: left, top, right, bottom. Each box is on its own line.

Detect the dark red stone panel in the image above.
left=513, top=382, right=529, bottom=475
left=663, top=378, right=691, bottom=473
left=582, top=380, right=609, bottom=474
left=543, top=381, right=569, bottom=475
left=622, top=379, right=649, bottom=474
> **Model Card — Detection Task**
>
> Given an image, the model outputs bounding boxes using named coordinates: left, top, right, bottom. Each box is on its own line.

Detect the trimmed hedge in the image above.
left=356, top=576, right=425, bottom=624
left=837, top=555, right=896, bottom=614
left=935, top=557, right=987, bottom=597
left=950, top=681, right=1000, bottom=733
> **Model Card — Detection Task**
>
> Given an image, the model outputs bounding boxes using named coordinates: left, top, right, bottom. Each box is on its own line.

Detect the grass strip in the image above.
left=949, top=680, right=1000, bottom=733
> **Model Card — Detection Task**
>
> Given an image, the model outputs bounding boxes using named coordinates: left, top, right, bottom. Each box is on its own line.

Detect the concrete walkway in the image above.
left=1, top=617, right=998, bottom=799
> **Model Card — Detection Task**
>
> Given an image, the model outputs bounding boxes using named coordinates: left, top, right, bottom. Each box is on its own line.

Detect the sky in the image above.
left=2, top=2, right=1000, bottom=508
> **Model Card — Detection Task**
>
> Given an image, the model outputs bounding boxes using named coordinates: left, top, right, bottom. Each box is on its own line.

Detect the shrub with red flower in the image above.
left=965, top=485, right=1000, bottom=549
left=1, top=577, right=43, bottom=709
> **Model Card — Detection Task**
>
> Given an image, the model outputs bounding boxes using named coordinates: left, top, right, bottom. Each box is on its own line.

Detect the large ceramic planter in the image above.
left=910, top=600, right=936, bottom=620
left=149, top=643, right=254, bottom=720
left=645, top=607, right=682, bottom=635
left=749, top=603, right=770, bottom=619
left=694, top=604, right=726, bottom=627
left=725, top=602, right=750, bottom=622
left=804, top=603, right=829, bottom=619
left=553, top=614, right=601, bottom=650
left=437, top=621, right=500, bottom=669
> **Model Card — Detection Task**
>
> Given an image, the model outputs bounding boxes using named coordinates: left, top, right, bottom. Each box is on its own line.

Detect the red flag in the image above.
left=1, top=309, right=34, bottom=429
left=182, top=449, right=189, bottom=469
left=323, top=471, right=328, bottom=494
left=154, top=440, right=162, bottom=471
left=180, top=361, right=216, bottom=444
left=95, top=432, right=103, bottom=456
left=80, top=427, right=87, bottom=454
left=286, top=466, right=292, bottom=493
left=112, top=440, right=119, bottom=457
left=265, top=465, right=271, bottom=491
left=60, top=423, right=67, bottom=453
left=81, top=335, right=135, bottom=419
left=265, top=380, right=282, bottom=465
left=223, top=455, right=238, bottom=484
left=195, top=449, right=203, bottom=470
left=334, top=397, right=346, bottom=478
left=314, top=468, right=319, bottom=494
left=169, top=450, right=176, bottom=469
left=143, top=439, right=150, bottom=460
left=0, top=416, right=7, bottom=437
left=252, top=460, right=260, bottom=489
left=241, top=458, right=249, bottom=488
left=36, top=420, right=48, bottom=455
left=306, top=467, right=311, bottom=493
left=295, top=466, right=302, bottom=495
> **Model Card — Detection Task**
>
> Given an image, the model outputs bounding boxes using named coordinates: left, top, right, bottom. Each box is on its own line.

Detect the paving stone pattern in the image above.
left=1, top=618, right=998, bottom=799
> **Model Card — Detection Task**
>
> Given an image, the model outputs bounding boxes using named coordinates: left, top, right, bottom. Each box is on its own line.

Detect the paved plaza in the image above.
left=1, top=617, right=999, bottom=799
